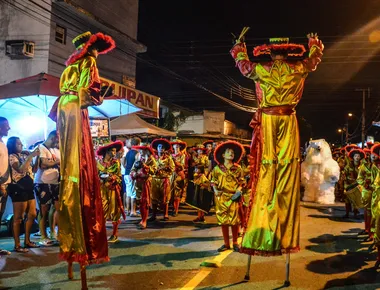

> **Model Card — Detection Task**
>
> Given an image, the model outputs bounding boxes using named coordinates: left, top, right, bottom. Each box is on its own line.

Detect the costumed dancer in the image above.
left=301, top=139, right=340, bottom=204
left=48, top=31, right=115, bottom=288
left=211, top=141, right=245, bottom=253
left=230, top=27, right=323, bottom=284
left=194, top=145, right=209, bottom=176
left=190, top=165, right=212, bottom=223
left=130, top=145, right=157, bottom=229
left=343, top=148, right=365, bottom=219
left=357, top=147, right=374, bottom=238
left=149, top=139, right=175, bottom=221
left=170, top=139, right=187, bottom=217
left=97, top=141, right=126, bottom=243
left=333, top=148, right=345, bottom=202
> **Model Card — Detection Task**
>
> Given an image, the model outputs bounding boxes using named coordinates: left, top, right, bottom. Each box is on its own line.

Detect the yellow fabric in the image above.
left=194, top=155, right=210, bottom=175
left=343, top=161, right=361, bottom=209
left=171, top=153, right=186, bottom=199
left=211, top=164, right=244, bottom=226
left=357, top=161, right=372, bottom=210
left=242, top=113, right=301, bottom=253
left=131, top=155, right=157, bottom=200
left=57, top=56, right=100, bottom=257
left=151, top=154, right=174, bottom=205
left=98, top=159, right=122, bottom=222
left=371, top=165, right=380, bottom=233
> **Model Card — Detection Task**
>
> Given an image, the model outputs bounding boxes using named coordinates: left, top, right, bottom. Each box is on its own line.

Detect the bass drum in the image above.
left=345, top=185, right=364, bottom=209
left=185, top=182, right=214, bottom=213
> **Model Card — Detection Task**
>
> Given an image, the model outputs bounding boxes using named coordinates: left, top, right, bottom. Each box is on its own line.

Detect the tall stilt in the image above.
left=284, top=253, right=291, bottom=287
left=80, top=264, right=88, bottom=290
left=68, top=262, right=73, bottom=280
left=244, top=255, right=252, bottom=281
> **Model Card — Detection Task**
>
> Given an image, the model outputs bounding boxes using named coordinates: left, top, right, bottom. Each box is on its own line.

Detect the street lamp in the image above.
left=337, top=128, right=344, bottom=146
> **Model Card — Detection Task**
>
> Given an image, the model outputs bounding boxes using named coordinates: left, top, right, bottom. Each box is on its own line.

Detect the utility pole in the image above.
left=355, top=88, right=370, bottom=148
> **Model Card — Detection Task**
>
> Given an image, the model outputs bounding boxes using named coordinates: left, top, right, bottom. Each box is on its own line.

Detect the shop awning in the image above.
left=110, top=113, right=176, bottom=137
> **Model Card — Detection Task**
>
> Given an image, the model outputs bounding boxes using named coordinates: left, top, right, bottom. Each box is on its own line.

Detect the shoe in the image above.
left=147, top=216, right=157, bottom=222
left=33, top=231, right=42, bottom=237
left=172, top=212, right=178, bottom=217
left=108, top=235, right=119, bottom=243
left=14, top=246, right=29, bottom=253
left=130, top=213, right=140, bottom=218
left=50, top=232, right=58, bottom=241
left=233, top=244, right=240, bottom=252
left=137, top=224, right=146, bottom=230
left=38, top=239, right=55, bottom=247
left=0, top=249, right=11, bottom=255
left=217, top=245, right=231, bottom=252
left=163, top=216, right=169, bottom=221
left=193, top=217, right=205, bottom=223
left=24, top=242, right=40, bottom=248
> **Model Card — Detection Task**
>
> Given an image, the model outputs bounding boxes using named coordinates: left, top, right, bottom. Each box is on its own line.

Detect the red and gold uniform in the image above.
left=170, top=140, right=187, bottom=216
left=130, top=146, right=157, bottom=229
left=48, top=31, right=116, bottom=266
left=211, top=141, right=245, bottom=252
left=357, top=155, right=373, bottom=235
left=150, top=139, right=175, bottom=220
left=231, top=31, right=323, bottom=256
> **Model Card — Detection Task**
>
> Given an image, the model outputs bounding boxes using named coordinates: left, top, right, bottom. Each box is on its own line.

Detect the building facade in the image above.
left=0, top=0, right=145, bottom=85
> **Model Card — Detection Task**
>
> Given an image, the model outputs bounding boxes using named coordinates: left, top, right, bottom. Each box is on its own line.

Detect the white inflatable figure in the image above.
left=301, top=139, right=340, bottom=204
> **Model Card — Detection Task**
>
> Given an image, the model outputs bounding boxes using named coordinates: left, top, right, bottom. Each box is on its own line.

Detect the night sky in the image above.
left=136, top=0, right=380, bottom=145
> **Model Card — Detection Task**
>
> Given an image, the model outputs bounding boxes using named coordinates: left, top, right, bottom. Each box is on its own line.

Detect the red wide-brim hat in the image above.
left=97, top=140, right=124, bottom=156
left=66, top=32, right=116, bottom=66
left=151, top=138, right=171, bottom=151
left=202, top=140, right=214, bottom=147
left=171, top=139, right=187, bottom=151
left=214, top=141, right=244, bottom=165
left=132, top=145, right=154, bottom=155
left=345, top=144, right=359, bottom=153
left=253, top=38, right=306, bottom=57
left=348, top=148, right=366, bottom=160
left=371, top=144, right=380, bottom=158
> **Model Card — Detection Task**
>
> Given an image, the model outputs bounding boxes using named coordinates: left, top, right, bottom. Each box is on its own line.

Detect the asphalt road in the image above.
left=0, top=202, right=379, bottom=290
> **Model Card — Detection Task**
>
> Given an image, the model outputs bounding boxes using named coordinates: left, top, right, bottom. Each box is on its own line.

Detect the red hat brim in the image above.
left=132, top=145, right=154, bottom=155
left=202, top=140, right=214, bottom=147
left=97, top=140, right=123, bottom=156
left=151, top=138, right=171, bottom=151
left=371, top=144, right=380, bottom=158
left=171, top=140, right=187, bottom=151
left=214, top=141, right=244, bottom=165
left=348, top=148, right=366, bottom=160
left=253, top=43, right=306, bottom=57
left=66, top=32, right=116, bottom=66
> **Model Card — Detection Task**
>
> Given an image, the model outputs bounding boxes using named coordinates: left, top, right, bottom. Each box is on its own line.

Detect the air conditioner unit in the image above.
left=5, top=40, right=35, bottom=59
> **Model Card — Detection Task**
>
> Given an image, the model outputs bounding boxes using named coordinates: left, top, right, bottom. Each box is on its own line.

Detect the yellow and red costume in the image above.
left=357, top=153, right=373, bottom=235
left=150, top=139, right=175, bottom=219
left=49, top=31, right=115, bottom=265
left=130, top=146, right=157, bottom=228
left=211, top=141, right=245, bottom=251
left=97, top=141, right=125, bottom=223
left=230, top=32, right=324, bottom=256
left=170, top=140, right=187, bottom=215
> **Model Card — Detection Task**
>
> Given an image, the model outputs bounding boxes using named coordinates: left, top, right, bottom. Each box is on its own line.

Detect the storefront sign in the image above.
left=100, top=77, right=160, bottom=118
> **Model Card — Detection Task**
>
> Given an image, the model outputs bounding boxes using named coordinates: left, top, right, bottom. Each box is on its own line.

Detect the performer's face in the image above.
left=223, top=148, right=234, bottom=161
left=157, top=144, right=164, bottom=153
left=371, top=153, right=378, bottom=162
left=90, top=48, right=99, bottom=58
left=197, top=149, right=203, bottom=155
left=173, top=144, right=180, bottom=153
left=107, top=148, right=117, bottom=158
left=206, top=144, right=212, bottom=151
left=353, top=153, right=361, bottom=162
left=15, top=138, right=23, bottom=154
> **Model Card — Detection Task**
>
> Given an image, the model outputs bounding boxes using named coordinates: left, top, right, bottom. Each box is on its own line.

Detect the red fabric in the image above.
left=115, top=184, right=126, bottom=220
left=162, top=177, right=170, bottom=204
left=253, top=43, right=306, bottom=57
left=222, top=225, right=230, bottom=247
left=240, top=246, right=300, bottom=256
left=79, top=109, right=109, bottom=265
left=112, top=221, right=120, bottom=236
left=232, top=225, right=239, bottom=245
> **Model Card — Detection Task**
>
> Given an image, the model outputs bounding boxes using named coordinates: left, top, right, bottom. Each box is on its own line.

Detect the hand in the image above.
left=31, top=147, right=40, bottom=157
left=307, top=32, right=324, bottom=50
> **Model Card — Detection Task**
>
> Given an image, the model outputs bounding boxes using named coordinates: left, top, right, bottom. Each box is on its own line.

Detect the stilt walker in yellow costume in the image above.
left=49, top=31, right=115, bottom=289
left=230, top=27, right=323, bottom=285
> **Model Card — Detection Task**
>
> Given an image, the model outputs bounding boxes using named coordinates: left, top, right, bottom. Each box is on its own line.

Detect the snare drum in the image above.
left=345, top=185, right=364, bottom=209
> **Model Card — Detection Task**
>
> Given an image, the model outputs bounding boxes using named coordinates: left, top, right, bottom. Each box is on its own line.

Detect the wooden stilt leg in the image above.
left=284, top=253, right=291, bottom=287
left=68, top=262, right=73, bottom=280
left=80, top=264, right=88, bottom=290
left=244, top=255, right=252, bottom=281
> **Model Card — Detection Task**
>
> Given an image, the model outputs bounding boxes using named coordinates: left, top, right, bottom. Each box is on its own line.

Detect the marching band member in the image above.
left=211, top=141, right=245, bottom=252
left=149, top=139, right=175, bottom=221
left=97, top=141, right=126, bottom=243
left=170, top=139, right=187, bottom=216
left=130, top=145, right=157, bottom=229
